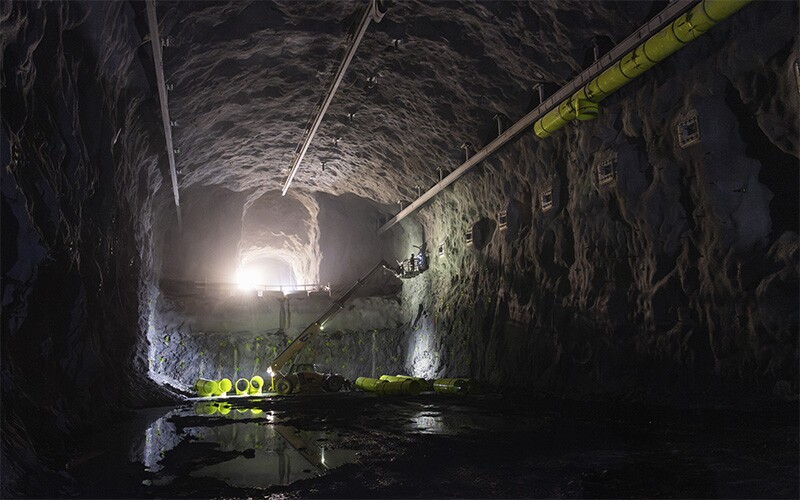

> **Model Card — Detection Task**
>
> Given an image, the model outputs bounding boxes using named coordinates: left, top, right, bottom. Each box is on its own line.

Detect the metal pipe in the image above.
left=281, top=0, right=385, bottom=196
left=534, top=0, right=751, bottom=137
left=145, top=0, right=182, bottom=228
left=377, top=0, right=697, bottom=235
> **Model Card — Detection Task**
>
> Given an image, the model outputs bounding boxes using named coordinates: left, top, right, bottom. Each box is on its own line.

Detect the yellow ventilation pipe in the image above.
left=195, top=378, right=219, bottom=397
left=215, top=378, right=232, bottom=396
left=533, top=0, right=751, bottom=138
left=249, top=376, right=264, bottom=395
left=379, top=375, right=424, bottom=393
left=235, top=378, right=251, bottom=395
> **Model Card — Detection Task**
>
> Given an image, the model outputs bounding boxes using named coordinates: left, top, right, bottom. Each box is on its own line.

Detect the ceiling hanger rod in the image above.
left=282, top=0, right=386, bottom=196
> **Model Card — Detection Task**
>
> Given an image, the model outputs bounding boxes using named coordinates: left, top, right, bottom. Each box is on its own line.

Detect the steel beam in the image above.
left=377, top=0, right=695, bottom=235
left=146, top=0, right=182, bottom=228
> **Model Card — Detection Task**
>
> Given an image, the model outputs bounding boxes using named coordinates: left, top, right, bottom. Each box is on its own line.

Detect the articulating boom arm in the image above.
left=268, top=260, right=392, bottom=375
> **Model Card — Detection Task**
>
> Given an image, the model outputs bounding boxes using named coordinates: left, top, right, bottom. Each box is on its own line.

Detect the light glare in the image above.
left=236, top=267, right=262, bottom=290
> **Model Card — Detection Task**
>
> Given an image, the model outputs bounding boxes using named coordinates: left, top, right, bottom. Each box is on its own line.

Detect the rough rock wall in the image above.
left=159, top=0, right=655, bottom=204
left=405, top=2, right=799, bottom=404
left=156, top=185, right=249, bottom=282
left=0, top=1, right=172, bottom=496
left=316, top=191, right=421, bottom=294
left=150, top=288, right=409, bottom=388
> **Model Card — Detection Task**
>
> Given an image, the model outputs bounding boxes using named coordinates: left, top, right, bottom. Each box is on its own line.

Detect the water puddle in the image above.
left=407, top=410, right=482, bottom=434
left=142, top=403, right=358, bottom=490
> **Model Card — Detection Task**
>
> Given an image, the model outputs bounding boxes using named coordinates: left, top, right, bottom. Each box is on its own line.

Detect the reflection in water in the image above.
left=407, top=410, right=481, bottom=435
left=144, top=410, right=181, bottom=473
left=141, top=404, right=357, bottom=489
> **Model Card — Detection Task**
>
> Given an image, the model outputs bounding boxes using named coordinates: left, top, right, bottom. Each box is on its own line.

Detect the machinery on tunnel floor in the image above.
left=267, top=260, right=394, bottom=395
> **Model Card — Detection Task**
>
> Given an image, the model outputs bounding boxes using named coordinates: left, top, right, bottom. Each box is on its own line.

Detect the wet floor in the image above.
left=67, top=392, right=798, bottom=498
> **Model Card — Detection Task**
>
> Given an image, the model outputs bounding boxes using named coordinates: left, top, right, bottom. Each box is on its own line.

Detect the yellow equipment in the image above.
left=355, top=377, right=384, bottom=392
left=194, top=378, right=219, bottom=397
left=433, top=378, right=478, bottom=395
left=391, top=374, right=431, bottom=391
left=234, top=378, right=251, bottom=395
left=215, top=378, right=232, bottom=396
left=356, top=377, right=421, bottom=396
left=248, top=376, right=264, bottom=394
left=267, top=261, right=393, bottom=395
left=533, top=0, right=751, bottom=138
left=379, top=375, right=424, bottom=394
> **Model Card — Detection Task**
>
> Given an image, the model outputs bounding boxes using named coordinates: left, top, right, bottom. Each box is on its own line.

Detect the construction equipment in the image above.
left=268, top=260, right=393, bottom=395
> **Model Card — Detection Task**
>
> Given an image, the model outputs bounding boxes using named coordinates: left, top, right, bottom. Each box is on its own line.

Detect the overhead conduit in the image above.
left=282, top=0, right=386, bottom=196
left=378, top=0, right=751, bottom=234
left=533, top=0, right=751, bottom=137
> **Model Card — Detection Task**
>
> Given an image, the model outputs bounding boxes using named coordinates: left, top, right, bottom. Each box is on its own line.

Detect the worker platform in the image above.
left=395, top=254, right=428, bottom=279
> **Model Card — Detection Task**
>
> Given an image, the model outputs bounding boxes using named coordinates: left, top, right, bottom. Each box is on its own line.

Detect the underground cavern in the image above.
left=1, top=0, right=798, bottom=497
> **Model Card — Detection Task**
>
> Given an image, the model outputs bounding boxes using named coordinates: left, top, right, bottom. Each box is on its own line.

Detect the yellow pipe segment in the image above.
left=235, top=378, right=251, bottom=395
left=375, top=380, right=421, bottom=396
left=379, top=375, right=424, bottom=393
left=249, top=376, right=264, bottom=395
left=433, top=378, right=479, bottom=395
left=356, top=377, right=421, bottom=395
left=215, top=378, right=232, bottom=396
left=355, top=377, right=384, bottom=392
left=195, top=378, right=219, bottom=397
left=393, top=375, right=431, bottom=391
left=195, top=402, right=218, bottom=415
left=533, top=0, right=750, bottom=138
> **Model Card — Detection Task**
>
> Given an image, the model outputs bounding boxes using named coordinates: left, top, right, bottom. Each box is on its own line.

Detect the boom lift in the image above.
left=267, top=260, right=392, bottom=395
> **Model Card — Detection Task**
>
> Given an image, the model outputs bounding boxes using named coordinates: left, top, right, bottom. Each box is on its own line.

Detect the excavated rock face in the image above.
left=406, top=2, right=799, bottom=402
left=1, top=0, right=798, bottom=495
left=161, top=0, right=653, bottom=201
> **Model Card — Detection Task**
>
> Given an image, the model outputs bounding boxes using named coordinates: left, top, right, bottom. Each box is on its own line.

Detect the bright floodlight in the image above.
left=235, top=267, right=262, bottom=290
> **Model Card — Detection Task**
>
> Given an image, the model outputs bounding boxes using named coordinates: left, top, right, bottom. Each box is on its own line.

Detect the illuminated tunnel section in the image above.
left=146, top=189, right=419, bottom=392
left=235, top=257, right=299, bottom=292
left=0, top=0, right=797, bottom=497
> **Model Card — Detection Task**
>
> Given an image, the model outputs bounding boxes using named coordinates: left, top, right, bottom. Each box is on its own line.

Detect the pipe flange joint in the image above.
left=571, top=98, right=599, bottom=121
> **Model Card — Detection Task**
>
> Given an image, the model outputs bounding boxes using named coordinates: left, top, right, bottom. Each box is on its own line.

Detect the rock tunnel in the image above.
left=1, top=0, right=798, bottom=497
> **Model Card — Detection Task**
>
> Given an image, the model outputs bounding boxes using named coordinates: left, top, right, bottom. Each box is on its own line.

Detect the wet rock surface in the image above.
left=1, top=0, right=798, bottom=497
left=66, top=392, right=798, bottom=498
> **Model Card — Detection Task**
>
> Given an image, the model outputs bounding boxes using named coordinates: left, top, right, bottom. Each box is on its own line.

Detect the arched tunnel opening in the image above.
left=1, top=0, right=798, bottom=497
